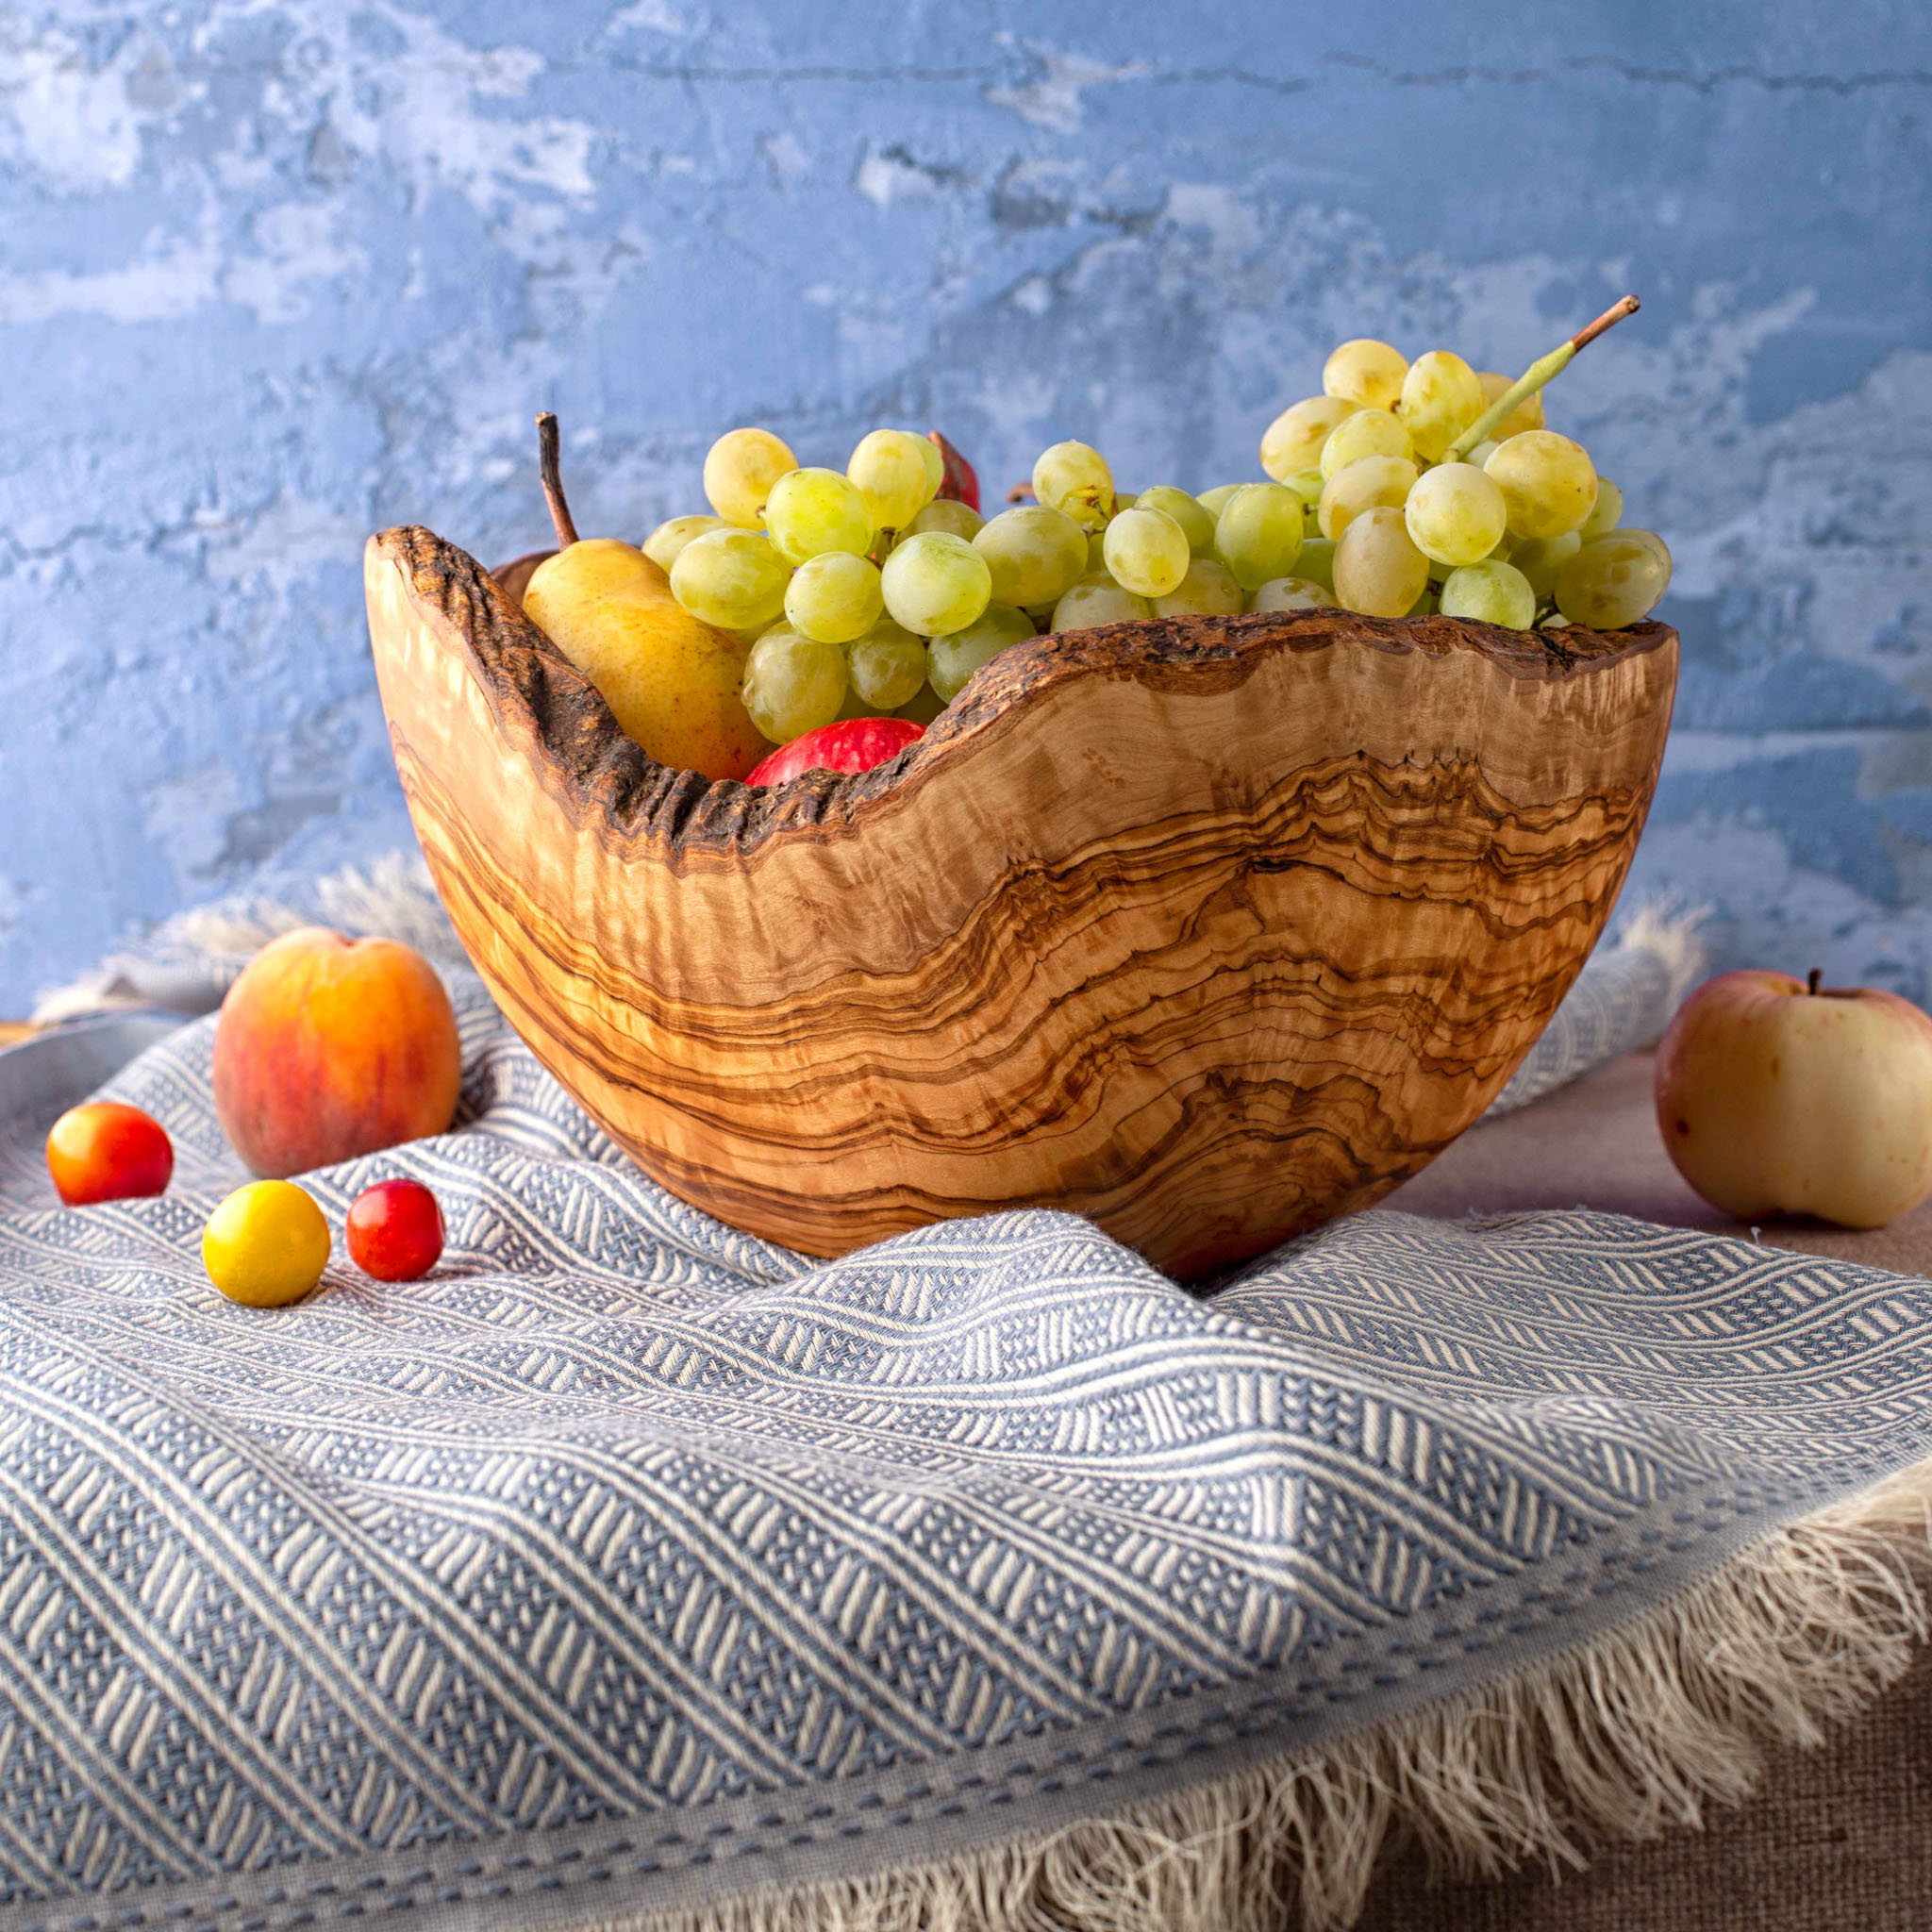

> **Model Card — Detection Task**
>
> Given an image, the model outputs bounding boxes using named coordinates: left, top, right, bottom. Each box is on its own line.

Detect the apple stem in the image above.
left=536, top=411, right=579, bottom=550
left=1807, top=967, right=1824, bottom=995
left=1445, top=294, right=1641, bottom=461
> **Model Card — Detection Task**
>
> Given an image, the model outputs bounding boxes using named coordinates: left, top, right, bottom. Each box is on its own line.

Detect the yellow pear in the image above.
left=518, top=423, right=769, bottom=782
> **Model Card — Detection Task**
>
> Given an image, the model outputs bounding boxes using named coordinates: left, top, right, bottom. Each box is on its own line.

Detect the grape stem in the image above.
left=536, top=411, right=580, bottom=549
left=1807, top=967, right=1824, bottom=995
left=1445, top=295, right=1641, bottom=462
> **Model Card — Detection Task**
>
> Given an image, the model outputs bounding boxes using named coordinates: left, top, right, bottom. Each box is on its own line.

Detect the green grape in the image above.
left=784, top=550, right=884, bottom=644
left=1397, top=350, right=1485, bottom=463
left=1407, top=584, right=1440, bottom=616
left=1319, top=408, right=1413, bottom=480
left=1554, top=530, right=1673, bottom=628
left=847, top=617, right=929, bottom=708
left=1152, top=557, right=1243, bottom=618
left=1135, top=485, right=1216, bottom=556
left=1508, top=531, right=1581, bottom=599
left=669, top=528, right=792, bottom=631
left=1085, top=526, right=1109, bottom=573
left=907, top=498, right=984, bottom=541
left=765, top=466, right=874, bottom=564
left=741, top=624, right=846, bottom=741
left=916, top=435, right=944, bottom=502
left=1316, top=454, right=1418, bottom=541
left=848, top=428, right=937, bottom=533
left=1113, top=491, right=1139, bottom=510
left=834, top=678, right=882, bottom=722
left=1403, top=461, right=1507, bottom=567
left=1213, top=483, right=1305, bottom=590
left=1195, top=483, right=1250, bottom=520
left=1332, top=506, right=1429, bottom=618
left=1440, top=558, right=1537, bottom=628
left=927, top=603, right=1034, bottom=701
left=1624, top=527, right=1673, bottom=575
left=1260, top=396, right=1356, bottom=480
left=879, top=529, right=992, bottom=636
left=1474, top=370, right=1544, bottom=440
left=1032, top=441, right=1115, bottom=531
left=1248, top=576, right=1336, bottom=612
left=1293, top=537, right=1338, bottom=592
left=1051, top=572, right=1153, bottom=633
left=973, top=505, right=1089, bottom=608
left=1484, top=430, right=1599, bottom=540
left=702, top=427, right=797, bottom=527
left=1580, top=476, right=1624, bottom=541
left=642, top=514, right=727, bottom=572
left=1103, top=505, right=1191, bottom=597
left=1324, top=338, right=1408, bottom=412
left=1427, top=533, right=1507, bottom=583
left=1464, top=439, right=1501, bottom=470
left=1279, top=465, right=1326, bottom=509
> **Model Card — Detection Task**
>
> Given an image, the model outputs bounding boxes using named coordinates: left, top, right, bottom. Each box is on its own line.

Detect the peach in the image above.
left=212, top=926, right=461, bottom=1177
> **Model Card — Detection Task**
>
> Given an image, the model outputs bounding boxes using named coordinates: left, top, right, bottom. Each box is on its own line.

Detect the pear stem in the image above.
left=536, top=411, right=579, bottom=549
left=1445, top=295, right=1641, bottom=462
left=1807, top=967, right=1824, bottom=995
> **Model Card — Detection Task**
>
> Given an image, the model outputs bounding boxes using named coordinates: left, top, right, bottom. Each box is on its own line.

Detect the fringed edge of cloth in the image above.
left=566, top=1460, right=1931, bottom=1932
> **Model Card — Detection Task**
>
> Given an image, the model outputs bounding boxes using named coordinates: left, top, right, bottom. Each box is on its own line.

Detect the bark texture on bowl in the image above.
left=366, top=525, right=1677, bottom=1277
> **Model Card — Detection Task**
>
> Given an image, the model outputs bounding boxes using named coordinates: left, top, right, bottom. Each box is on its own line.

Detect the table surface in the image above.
left=1387, top=1046, right=1932, bottom=1278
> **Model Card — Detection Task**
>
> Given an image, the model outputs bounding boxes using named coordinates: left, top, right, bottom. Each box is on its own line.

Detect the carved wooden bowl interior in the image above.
left=365, top=525, right=1677, bottom=1278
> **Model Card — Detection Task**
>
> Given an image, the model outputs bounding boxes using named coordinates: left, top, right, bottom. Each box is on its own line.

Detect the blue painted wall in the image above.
left=3, top=2, right=1929, bottom=1007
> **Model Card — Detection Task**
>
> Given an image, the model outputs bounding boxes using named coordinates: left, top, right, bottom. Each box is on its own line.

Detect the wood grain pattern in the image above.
left=365, top=525, right=1678, bottom=1278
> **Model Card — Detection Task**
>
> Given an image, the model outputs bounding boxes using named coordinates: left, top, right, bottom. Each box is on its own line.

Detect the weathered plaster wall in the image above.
left=2, top=2, right=1929, bottom=1005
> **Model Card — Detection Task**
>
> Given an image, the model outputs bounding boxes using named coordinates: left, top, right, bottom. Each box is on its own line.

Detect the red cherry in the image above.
left=927, top=430, right=980, bottom=511
left=46, top=1103, right=174, bottom=1206
left=746, top=717, right=924, bottom=788
left=346, top=1178, right=445, bottom=1281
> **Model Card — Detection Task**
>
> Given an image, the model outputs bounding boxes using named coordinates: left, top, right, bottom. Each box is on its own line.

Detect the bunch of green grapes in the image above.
left=646, top=341, right=1664, bottom=756
left=1248, top=330, right=1669, bottom=632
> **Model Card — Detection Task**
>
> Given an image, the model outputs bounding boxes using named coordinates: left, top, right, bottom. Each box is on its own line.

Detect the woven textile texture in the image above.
left=0, top=967, right=1927, bottom=1930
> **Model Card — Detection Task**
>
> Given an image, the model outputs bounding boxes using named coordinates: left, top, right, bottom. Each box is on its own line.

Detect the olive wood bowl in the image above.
left=365, top=525, right=1676, bottom=1278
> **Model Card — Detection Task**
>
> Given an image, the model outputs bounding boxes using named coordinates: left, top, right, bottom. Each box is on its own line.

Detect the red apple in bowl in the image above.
left=745, top=717, right=923, bottom=788
left=1655, top=968, right=1932, bottom=1227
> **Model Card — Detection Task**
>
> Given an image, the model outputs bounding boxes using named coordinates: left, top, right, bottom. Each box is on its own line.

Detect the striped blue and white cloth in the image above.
left=0, top=971, right=1929, bottom=1931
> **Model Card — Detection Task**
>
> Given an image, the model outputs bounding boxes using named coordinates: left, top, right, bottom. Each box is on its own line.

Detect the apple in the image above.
left=746, top=717, right=923, bottom=788
left=1655, top=968, right=1932, bottom=1227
